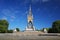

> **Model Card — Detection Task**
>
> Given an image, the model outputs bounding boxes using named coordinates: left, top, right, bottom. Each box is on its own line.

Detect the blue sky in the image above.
left=0, top=0, right=60, bottom=31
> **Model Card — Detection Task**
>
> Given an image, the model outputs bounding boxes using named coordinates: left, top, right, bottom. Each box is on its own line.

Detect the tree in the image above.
left=0, top=20, right=9, bottom=33
left=48, top=28, right=53, bottom=33
left=7, top=30, right=13, bottom=33
left=48, top=20, right=60, bottom=33
left=36, top=29, right=41, bottom=32
left=16, top=28, right=20, bottom=32
left=52, top=20, right=60, bottom=33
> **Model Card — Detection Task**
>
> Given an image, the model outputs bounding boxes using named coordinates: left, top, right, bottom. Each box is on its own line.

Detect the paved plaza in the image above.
left=0, top=33, right=60, bottom=40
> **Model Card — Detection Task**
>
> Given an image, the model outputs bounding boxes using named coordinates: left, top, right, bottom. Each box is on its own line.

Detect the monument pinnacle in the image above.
left=29, top=5, right=32, bottom=16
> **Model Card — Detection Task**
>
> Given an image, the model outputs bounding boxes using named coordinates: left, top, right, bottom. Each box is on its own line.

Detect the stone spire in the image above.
left=28, top=5, right=33, bottom=23
left=29, top=5, right=32, bottom=15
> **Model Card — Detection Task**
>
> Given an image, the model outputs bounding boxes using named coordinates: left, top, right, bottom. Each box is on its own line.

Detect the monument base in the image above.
left=24, top=30, right=38, bottom=32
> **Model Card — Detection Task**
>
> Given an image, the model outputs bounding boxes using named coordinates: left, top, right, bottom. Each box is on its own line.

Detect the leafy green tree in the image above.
left=48, top=20, right=60, bottom=33
left=52, top=20, right=60, bottom=33
left=0, top=20, right=9, bottom=33
left=48, top=28, right=53, bottom=33
left=16, top=28, right=20, bottom=32
left=7, top=30, right=13, bottom=33
left=36, top=29, right=41, bottom=32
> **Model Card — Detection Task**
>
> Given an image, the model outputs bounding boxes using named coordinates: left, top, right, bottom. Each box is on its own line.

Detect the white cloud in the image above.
left=10, top=19, right=14, bottom=22
left=2, top=9, right=14, bottom=16
left=31, top=0, right=39, bottom=4
left=32, top=0, right=39, bottom=2
left=11, top=16, right=16, bottom=19
left=42, top=0, right=49, bottom=2
left=37, top=8, right=40, bottom=12
left=31, top=0, right=49, bottom=3
left=20, top=0, right=29, bottom=6
left=1, top=9, right=17, bottom=22
left=10, top=16, right=16, bottom=22
left=2, top=16, right=7, bottom=20
left=25, top=11, right=28, bottom=14
left=21, top=11, right=28, bottom=16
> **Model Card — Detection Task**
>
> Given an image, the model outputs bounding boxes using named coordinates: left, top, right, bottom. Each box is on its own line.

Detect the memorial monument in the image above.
left=25, top=5, right=35, bottom=31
